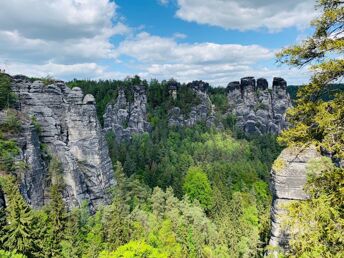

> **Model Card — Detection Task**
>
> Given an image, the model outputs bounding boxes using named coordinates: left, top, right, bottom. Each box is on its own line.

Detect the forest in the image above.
left=0, top=72, right=283, bottom=257
left=0, top=0, right=343, bottom=257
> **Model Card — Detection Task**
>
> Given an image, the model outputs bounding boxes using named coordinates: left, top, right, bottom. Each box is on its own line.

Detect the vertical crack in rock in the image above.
left=9, top=75, right=115, bottom=210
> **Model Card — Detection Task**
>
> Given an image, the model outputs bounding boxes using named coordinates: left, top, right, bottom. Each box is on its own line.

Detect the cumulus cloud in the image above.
left=0, top=0, right=118, bottom=40
left=4, top=61, right=129, bottom=81
left=0, top=0, right=130, bottom=76
left=112, top=32, right=305, bottom=85
left=0, top=0, right=311, bottom=84
left=112, top=32, right=310, bottom=85
left=175, top=0, right=317, bottom=32
left=116, top=32, right=272, bottom=64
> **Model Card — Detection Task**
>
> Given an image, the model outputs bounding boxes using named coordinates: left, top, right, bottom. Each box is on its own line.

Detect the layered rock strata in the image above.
left=227, top=77, right=291, bottom=135
left=103, top=86, right=151, bottom=142
left=9, top=75, right=115, bottom=210
left=268, top=146, right=321, bottom=256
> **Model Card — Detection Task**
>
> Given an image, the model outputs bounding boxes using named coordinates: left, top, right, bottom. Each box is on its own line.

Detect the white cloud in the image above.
left=173, top=33, right=187, bottom=39
left=0, top=0, right=118, bottom=40
left=0, top=0, right=311, bottom=85
left=111, top=32, right=309, bottom=85
left=4, top=61, right=129, bottom=81
left=0, top=0, right=130, bottom=69
left=175, top=0, right=317, bottom=32
left=116, top=32, right=273, bottom=65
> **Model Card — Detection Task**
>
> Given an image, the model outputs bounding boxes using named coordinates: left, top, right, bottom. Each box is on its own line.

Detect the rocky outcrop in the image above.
left=227, top=77, right=291, bottom=135
left=168, top=81, right=222, bottom=129
left=268, top=146, right=321, bottom=256
left=103, top=86, right=151, bottom=142
left=10, top=75, right=115, bottom=210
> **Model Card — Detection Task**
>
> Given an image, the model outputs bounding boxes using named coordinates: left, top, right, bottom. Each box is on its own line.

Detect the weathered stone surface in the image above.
left=268, top=146, right=321, bottom=256
left=103, top=86, right=151, bottom=142
left=227, top=77, right=291, bottom=135
left=168, top=81, right=223, bottom=129
left=0, top=109, right=48, bottom=209
left=9, top=76, right=115, bottom=210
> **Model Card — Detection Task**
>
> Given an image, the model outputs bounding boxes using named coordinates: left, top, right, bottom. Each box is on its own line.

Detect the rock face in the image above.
left=10, top=75, right=115, bottom=210
left=168, top=81, right=222, bottom=129
left=268, top=146, right=321, bottom=256
left=103, top=86, right=151, bottom=142
left=227, top=77, right=291, bottom=135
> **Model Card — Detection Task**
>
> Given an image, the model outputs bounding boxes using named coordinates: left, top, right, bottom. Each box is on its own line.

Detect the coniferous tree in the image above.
left=277, top=0, right=344, bottom=158
left=103, top=162, right=130, bottom=250
left=276, top=1, right=344, bottom=257
left=46, top=184, right=67, bottom=257
left=40, top=157, right=67, bottom=257
left=0, top=176, right=36, bottom=257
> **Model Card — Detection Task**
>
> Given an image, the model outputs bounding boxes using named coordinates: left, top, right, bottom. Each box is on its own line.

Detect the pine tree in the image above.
left=276, top=0, right=344, bottom=159
left=103, top=162, right=130, bottom=250
left=1, top=176, right=36, bottom=257
left=46, top=184, right=67, bottom=257
left=276, top=1, right=344, bottom=256
left=40, top=157, right=67, bottom=257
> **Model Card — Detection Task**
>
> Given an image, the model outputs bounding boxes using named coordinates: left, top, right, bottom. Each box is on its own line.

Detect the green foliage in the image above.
left=41, top=75, right=55, bottom=86
left=0, top=109, right=22, bottom=134
left=277, top=0, right=344, bottom=160
left=67, top=76, right=147, bottom=125
left=0, top=250, right=27, bottom=258
left=183, top=167, right=213, bottom=210
left=287, top=84, right=344, bottom=102
left=99, top=240, right=168, bottom=258
left=103, top=162, right=130, bottom=250
left=284, top=166, right=344, bottom=258
left=0, top=176, right=36, bottom=257
left=209, top=88, right=229, bottom=114
left=0, top=74, right=16, bottom=110
left=0, top=74, right=286, bottom=257
left=276, top=2, right=344, bottom=256
left=30, top=116, right=41, bottom=133
left=0, top=137, right=20, bottom=172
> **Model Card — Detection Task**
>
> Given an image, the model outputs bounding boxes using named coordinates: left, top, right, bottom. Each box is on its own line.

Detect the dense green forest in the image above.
left=0, top=72, right=342, bottom=257
left=0, top=71, right=285, bottom=257
left=0, top=0, right=343, bottom=256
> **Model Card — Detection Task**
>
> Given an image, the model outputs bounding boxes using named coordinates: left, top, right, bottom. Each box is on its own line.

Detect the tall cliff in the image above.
left=6, top=75, right=115, bottom=210
left=1, top=74, right=292, bottom=211
left=227, top=77, right=291, bottom=135
left=268, top=146, right=321, bottom=256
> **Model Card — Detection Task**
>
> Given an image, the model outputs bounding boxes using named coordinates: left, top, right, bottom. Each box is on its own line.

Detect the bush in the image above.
left=0, top=109, right=22, bottom=133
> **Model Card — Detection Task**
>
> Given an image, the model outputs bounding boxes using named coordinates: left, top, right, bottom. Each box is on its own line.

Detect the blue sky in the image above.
left=0, top=0, right=317, bottom=86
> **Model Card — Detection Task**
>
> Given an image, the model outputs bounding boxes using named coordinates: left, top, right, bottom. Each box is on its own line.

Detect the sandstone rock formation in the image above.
left=168, top=81, right=222, bottom=129
left=227, top=77, right=291, bottom=135
left=103, top=86, right=151, bottom=142
left=9, top=75, right=115, bottom=210
left=268, top=146, right=321, bottom=256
